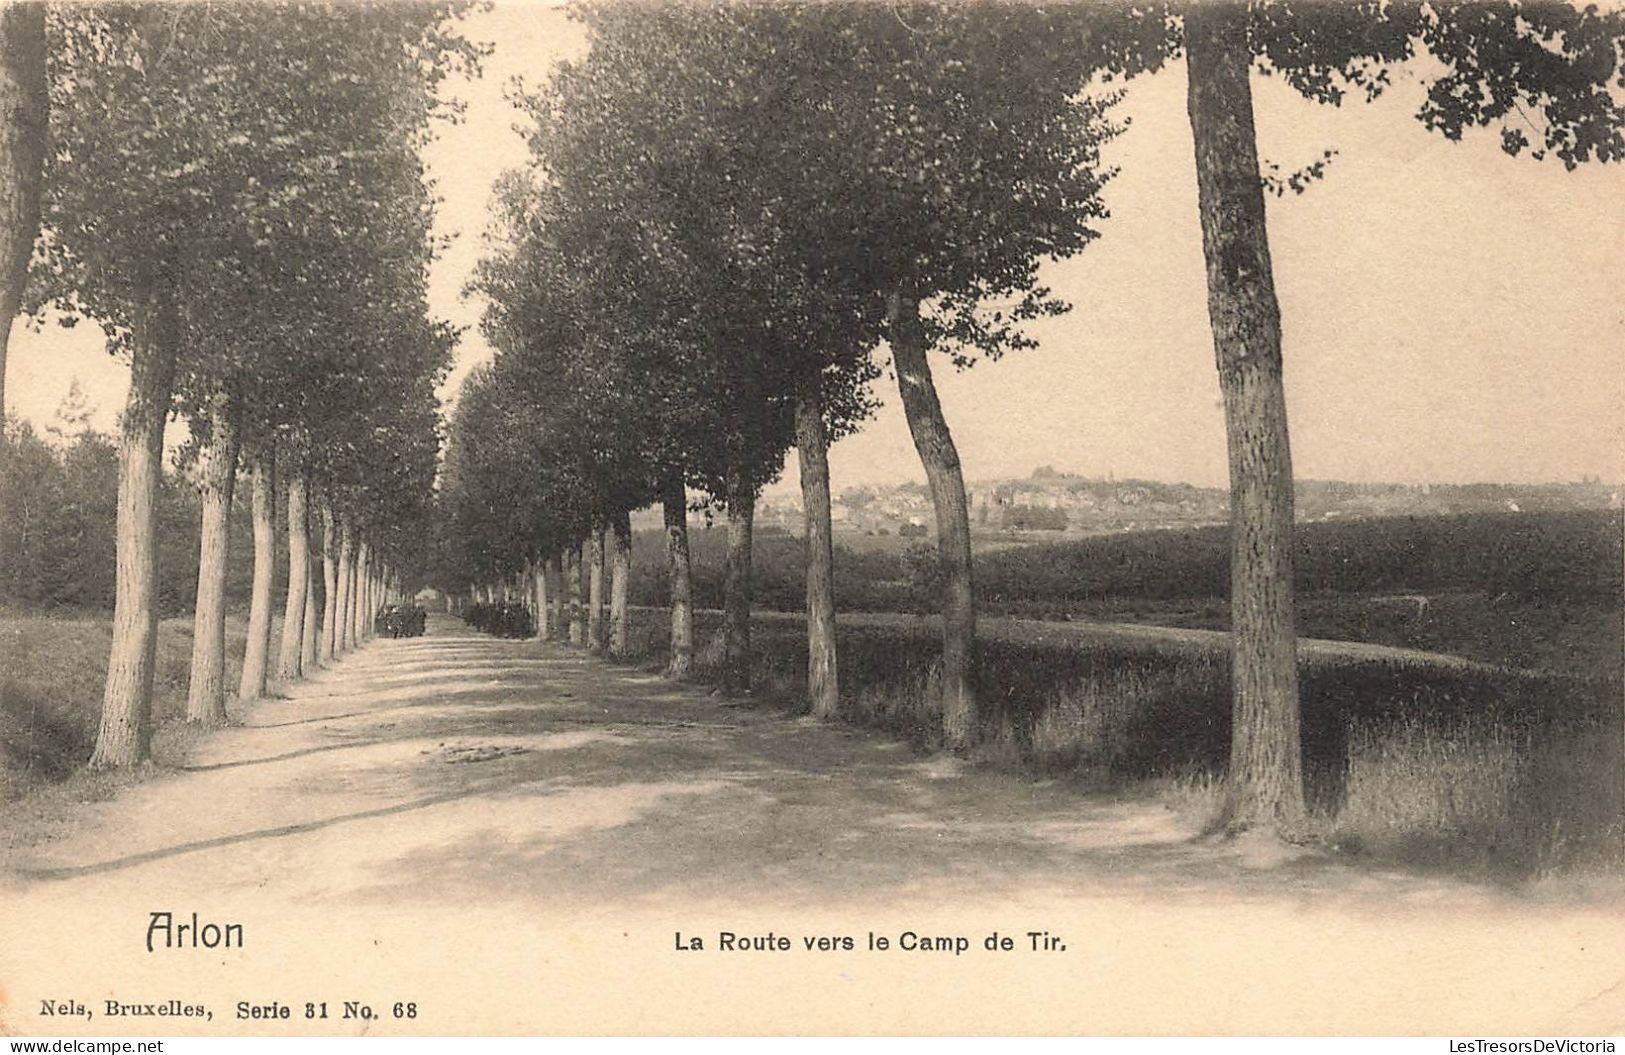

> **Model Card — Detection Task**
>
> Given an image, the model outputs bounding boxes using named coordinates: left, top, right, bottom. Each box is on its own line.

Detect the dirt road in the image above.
left=2, top=618, right=1621, bottom=1035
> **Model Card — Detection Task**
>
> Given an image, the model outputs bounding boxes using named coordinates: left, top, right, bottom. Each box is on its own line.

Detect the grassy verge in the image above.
left=0, top=606, right=282, bottom=801
left=615, top=607, right=1624, bottom=882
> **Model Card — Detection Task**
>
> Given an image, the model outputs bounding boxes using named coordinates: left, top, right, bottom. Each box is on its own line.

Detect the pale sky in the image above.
left=7, top=1, right=1622, bottom=493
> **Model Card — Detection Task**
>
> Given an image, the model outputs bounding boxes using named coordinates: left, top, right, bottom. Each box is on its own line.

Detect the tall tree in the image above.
left=833, top=6, right=1126, bottom=749
left=661, top=475, right=693, bottom=677
left=319, top=502, right=339, bottom=662
left=184, top=401, right=240, bottom=724
left=237, top=448, right=275, bottom=699
left=0, top=1, right=45, bottom=592
left=608, top=509, right=631, bottom=657
left=277, top=477, right=311, bottom=682
left=1169, top=0, right=1625, bottom=830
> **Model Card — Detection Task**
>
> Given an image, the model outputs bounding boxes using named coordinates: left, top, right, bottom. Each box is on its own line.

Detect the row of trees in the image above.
left=0, top=3, right=477, bottom=769
left=440, top=0, right=1625, bottom=837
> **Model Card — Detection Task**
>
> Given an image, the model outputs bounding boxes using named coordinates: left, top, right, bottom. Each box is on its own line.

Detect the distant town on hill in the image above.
left=674, top=467, right=1623, bottom=539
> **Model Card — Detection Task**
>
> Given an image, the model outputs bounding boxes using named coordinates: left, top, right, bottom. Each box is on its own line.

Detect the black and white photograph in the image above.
left=0, top=0, right=1622, bottom=1039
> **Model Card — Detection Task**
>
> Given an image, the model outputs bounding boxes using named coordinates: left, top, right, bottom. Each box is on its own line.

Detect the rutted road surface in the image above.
left=2, top=617, right=1620, bottom=1035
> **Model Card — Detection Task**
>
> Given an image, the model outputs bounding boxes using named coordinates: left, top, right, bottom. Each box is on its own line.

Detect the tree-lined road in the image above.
left=3, top=617, right=1620, bottom=1035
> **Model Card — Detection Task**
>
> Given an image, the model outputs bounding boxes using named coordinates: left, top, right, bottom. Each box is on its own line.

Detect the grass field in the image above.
left=630, top=509, right=1623, bottom=679
left=0, top=606, right=282, bottom=801
left=619, top=607, right=1624, bottom=882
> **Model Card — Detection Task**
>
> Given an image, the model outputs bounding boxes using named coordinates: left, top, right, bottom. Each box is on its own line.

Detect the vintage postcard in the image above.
left=1, top=0, right=1622, bottom=1039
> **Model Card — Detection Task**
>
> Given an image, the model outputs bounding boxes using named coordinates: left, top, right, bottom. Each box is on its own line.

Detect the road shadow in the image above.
left=5, top=616, right=1532, bottom=915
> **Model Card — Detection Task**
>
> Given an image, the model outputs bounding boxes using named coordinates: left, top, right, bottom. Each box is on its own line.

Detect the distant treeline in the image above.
left=628, top=509, right=1624, bottom=614
left=1, top=421, right=281, bottom=614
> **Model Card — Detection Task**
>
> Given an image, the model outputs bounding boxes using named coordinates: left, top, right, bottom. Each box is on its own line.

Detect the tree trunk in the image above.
left=570, top=544, right=587, bottom=645
left=301, top=543, right=319, bottom=671
left=320, top=503, right=339, bottom=662
left=354, top=542, right=368, bottom=641
left=90, top=290, right=178, bottom=769
left=662, top=474, right=694, bottom=679
left=276, top=474, right=309, bottom=681
left=352, top=540, right=369, bottom=644
left=357, top=561, right=370, bottom=641
left=796, top=396, right=839, bottom=720
left=609, top=509, right=631, bottom=658
left=887, top=290, right=976, bottom=751
left=547, top=555, right=564, bottom=639
left=596, top=529, right=609, bottom=627
left=185, top=407, right=239, bottom=724
left=586, top=530, right=605, bottom=653
left=0, top=2, right=46, bottom=593
left=237, top=450, right=275, bottom=701
left=335, top=520, right=354, bottom=653
left=1186, top=2, right=1306, bottom=832
left=532, top=557, right=550, bottom=640
left=722, top=464, right=754, bottom=696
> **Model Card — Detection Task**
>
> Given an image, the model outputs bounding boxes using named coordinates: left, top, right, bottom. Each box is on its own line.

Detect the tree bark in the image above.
left=335, top=519, right=354, bottom=653
left=662, top=474, right=694, bottom=679
left=569, top=544, right=587, bottom=645
left=609, top=509, right=631, bottom=658
left=796, top=396, right=839, bottom=720
left=1186, top=2, right=1307, bottom=832
left=586, top=529, right=605, bottom=653
left=90, top=289, right=178, bottom=769
left=532, top=557, right=550, bottom=640
left=319, top=502, right=339, bottom=662
left=722, top=463, right=754, bottom=696
left=547, top=555, right=564, bottom=639
left=596, top=529, right=609, bottom=628
left=358, top=562, right=370, bottom=641
left=185, top=406, right=239, bottom=724
left=352, top=540, right=369, bottom=644
left=0, top=3, right=46, bottom=592
left=276, top=474, right=310, bottom=681
left=888, top=290, right=976, bottom=751
left=237, top=450, right=275, bottom=700
left=301, top=541, right=319, bottom=671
